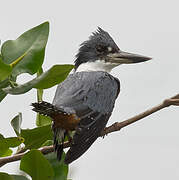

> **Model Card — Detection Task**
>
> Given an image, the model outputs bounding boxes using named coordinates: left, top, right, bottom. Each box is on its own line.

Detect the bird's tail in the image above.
left=31, top=101, right=55, bottom=116
left=52, top=124, right=67, bottom=161
left=31, top=101, right=65, bottom=117
left=32, top=101, right=67, bottom=161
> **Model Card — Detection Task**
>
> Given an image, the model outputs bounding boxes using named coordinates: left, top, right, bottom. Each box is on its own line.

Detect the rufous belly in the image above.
left=51, top=113, right=80, bottom=131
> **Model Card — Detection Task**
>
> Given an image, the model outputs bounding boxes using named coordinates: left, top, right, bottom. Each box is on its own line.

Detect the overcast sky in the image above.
left=0, top=0, right=179, bottom=179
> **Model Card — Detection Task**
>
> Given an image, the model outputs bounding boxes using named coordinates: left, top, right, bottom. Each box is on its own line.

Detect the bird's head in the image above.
left=75, top=28, right=151, bottom=72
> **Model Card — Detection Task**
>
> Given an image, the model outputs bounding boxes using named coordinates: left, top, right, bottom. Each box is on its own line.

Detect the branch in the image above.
left=0, top=93, right=178, bottom=167
left=0, top=142, right=71, bottom=167
left=101, top=93, right=179, bottom=136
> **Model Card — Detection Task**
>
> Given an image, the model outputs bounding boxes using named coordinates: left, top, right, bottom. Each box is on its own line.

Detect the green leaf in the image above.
left=0, top=76, right=10, bottom=102
left=0, top=173, right=29, bottom=180
left=21, top=125, right=53, bottom=149
left=0, top=172, right=13, bottom=180
left=20, top=149, right=54, bottom=180
left=0, top=134, right=4, bottom=139
left=0, top=136, right=24, bottom=148
left=3, top=64, right=74, bottom=95
left=0, top=79, right=10, bottom=89
left=33, top=64, right=74, bottom=89
left=0, top=57, right=12, bottom=81
left=45, top=152, right=68, bottom=180
left=41, top=140, right=53, bottom=147
left=4, top=137, right=24, bottom=147
left=0, top=89, right=7, bottom=102
left=0, top=134, right=24, bottom=157
left=1, top=22, right=49, bottom=77
left=36, top=114, right=52, bottom=127
left=11, top=113, right=22, bottom=136
left=11, top=175, right=29, bottom=180
left=1, top=148, right=13, bottom=157
left=0, top=134, right=11, bottom=157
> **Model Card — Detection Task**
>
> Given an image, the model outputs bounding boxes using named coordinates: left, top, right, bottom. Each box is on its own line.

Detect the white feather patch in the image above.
left=76, top=60, right=119, bottom=73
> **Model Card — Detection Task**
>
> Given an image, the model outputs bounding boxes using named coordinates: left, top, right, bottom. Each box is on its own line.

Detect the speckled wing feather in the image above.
left=64, top=112, right=111, bottom=164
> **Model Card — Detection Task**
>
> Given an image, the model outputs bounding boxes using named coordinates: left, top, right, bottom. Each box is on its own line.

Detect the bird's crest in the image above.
left=74, top=27, right=119, bottom=69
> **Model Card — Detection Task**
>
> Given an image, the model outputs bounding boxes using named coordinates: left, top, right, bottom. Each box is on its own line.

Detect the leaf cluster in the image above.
left=0, top=22, right=74, bottom=180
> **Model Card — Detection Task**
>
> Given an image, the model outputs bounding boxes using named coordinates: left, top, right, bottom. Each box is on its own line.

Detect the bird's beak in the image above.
left=106, top=50, right=152, bottom=64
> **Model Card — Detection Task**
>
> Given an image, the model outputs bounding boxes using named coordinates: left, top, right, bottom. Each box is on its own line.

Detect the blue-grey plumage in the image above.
left=52, top=71, right=120, bottom=164
left=53, top=72, right=120, bottom=114
left=32, top=27, right=151, bottom=164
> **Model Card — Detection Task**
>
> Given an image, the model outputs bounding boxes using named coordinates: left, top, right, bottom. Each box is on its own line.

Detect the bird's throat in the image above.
left=75, top=60, right=119, bottom=73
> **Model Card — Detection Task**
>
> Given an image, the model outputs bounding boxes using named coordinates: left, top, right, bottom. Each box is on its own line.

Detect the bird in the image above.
left=32, top=27, right=151, bottom=164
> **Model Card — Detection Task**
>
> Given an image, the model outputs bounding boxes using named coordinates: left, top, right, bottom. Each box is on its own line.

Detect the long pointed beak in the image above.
left=106, top=50, right=152, bottom=64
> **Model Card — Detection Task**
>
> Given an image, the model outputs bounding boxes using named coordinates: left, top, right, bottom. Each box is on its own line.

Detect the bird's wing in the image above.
left=52, top=72, right=120, bottom=164
left=64, top=112, right=111, bottom=164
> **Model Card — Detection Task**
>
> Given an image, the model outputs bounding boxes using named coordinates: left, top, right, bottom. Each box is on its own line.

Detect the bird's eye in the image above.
left=96, top=45, right=107, bottom=53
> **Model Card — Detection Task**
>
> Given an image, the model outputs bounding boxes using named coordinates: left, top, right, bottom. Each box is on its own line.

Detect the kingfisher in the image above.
left=32, top=28, right=151, bottom=164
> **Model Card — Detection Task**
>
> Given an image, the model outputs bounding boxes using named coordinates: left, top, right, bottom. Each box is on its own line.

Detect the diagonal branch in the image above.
left=0, top=142, right=70, bottom=167
left=101, top=93, right=179, bottom=136
left=0, top=93, right=178, bottom=167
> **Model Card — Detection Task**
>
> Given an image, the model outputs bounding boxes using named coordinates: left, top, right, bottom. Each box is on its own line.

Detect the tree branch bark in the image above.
left=101, top=94, right=179, bottom=135
left=0, top=93, right=178, bottom=167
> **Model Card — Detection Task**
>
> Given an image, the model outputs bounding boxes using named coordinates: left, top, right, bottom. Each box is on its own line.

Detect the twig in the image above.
left=0, top=142, right=71, bottom=167
left=0, top=93, right=178, bottom=167
left=101, top=93, right=179, bottom=135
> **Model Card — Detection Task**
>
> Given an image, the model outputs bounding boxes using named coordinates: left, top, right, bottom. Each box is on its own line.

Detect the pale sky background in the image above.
left=0, top=0, right=179, bottom=179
